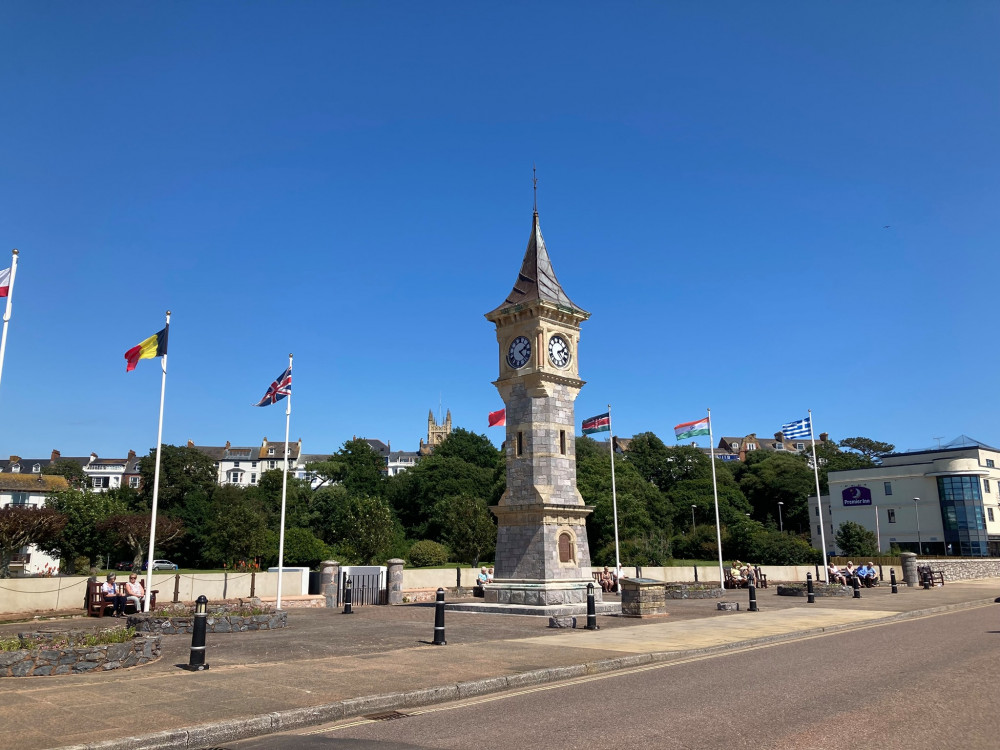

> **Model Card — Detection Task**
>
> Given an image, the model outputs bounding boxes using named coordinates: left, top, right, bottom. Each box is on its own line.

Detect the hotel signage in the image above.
left=842, top=486, right=872, bottom=506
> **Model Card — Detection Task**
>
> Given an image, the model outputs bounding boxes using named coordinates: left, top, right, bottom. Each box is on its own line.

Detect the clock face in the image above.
left=548, top=334, right=571, bottom=368
left=507, top=336, right=531, bottom=369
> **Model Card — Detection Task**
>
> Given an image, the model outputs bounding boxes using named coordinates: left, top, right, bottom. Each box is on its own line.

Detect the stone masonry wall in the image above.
left=0, top=635, right=160, bottom=677
left=921, top=558, right=1000, bottom=581
left=131, top=610, right=287, bottom=635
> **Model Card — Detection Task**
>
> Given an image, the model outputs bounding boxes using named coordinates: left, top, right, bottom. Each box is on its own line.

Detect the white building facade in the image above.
left=813, top=436, right=1000, bottom=558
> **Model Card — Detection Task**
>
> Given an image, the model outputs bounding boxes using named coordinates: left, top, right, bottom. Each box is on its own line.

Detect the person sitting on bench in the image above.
left=857, top=562, right=878, bottom=587
left=598, top=566, right=616, bottom=592
left=102, top=573, right=127, bottom=617
left=124, top=573, right=146, bottom=612
left=827, top=562, right=847, bottom=585
left=476, top=567, right=489, bottom=586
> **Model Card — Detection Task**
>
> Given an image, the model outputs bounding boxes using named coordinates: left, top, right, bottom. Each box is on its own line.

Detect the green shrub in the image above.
left=408, top=540, right=449, bottom=567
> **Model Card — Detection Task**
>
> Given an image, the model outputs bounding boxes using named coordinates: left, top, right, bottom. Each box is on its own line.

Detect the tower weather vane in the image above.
left=532, top=163, right=538, bottom=213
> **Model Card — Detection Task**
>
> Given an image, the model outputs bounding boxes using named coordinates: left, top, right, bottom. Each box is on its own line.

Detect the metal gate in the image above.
left=338, top=567, right=388, bottom=606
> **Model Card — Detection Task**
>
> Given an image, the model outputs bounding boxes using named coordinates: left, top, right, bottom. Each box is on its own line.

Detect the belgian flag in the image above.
left=124, top=326, right=168, bottom=372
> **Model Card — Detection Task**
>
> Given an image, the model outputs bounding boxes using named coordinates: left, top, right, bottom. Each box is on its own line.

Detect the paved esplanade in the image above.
left=1, top=581, right=997, bottom=750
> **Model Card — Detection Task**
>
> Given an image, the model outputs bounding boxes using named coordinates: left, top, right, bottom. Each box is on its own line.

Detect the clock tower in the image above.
left=483, top=209, right=600, bottom=609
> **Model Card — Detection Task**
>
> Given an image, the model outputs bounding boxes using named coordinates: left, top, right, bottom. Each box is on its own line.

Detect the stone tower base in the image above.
left=484, top=578, right=599, bottom=607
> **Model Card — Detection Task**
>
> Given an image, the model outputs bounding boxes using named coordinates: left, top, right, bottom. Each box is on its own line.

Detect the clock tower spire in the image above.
left=483, top=208, right=602, bottom=611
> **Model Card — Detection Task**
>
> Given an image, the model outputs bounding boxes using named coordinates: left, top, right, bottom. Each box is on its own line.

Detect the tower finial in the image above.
left=532, top=163, right=538, bottom=214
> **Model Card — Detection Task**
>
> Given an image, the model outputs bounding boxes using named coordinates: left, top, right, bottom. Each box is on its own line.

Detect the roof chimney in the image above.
left=51, top=449, right=61, bottom=461
left=819, top=432, right=829, bottom=442
left=187, top=440, right=195, bottom=448
left=127, top=449, right=136, bottom=460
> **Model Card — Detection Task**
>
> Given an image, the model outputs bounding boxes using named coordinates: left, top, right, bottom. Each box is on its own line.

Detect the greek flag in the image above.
left=780, top=415, right=811, bottom=439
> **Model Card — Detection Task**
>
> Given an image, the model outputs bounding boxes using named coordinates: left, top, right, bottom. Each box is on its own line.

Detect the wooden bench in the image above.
left=86, top=580, right=159, bottom=617
left=917, top=565, right=945, bottom=586
left=724, top=570, right=747, bottom=589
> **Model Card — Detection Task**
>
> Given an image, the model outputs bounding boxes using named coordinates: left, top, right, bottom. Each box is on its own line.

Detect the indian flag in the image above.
left=674, top=417, right=710, bottom=441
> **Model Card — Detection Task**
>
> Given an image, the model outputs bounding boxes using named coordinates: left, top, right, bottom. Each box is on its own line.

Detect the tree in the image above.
left=307, top=439, right=386, bottom=497
left=432, top=428, right=501, bottom=471
left=42, top=460, right=88, bottom=489
left=43, top=489, right=129, bottom=573
left=0, top=506, right=67, bottom=578
left=265, top=527, right=331, bottom=568
left=98, top=513, right=185, bottom=569
left=331, top=494, right=398, bottom=565
left=434, top=494, right=496, bottom=566
left=835, top=521, right=879, bottom=557
left=202, top=485, right=270, bottom=567
left=138, top=445, right=217, bottom=512
left=839, top=437, right=895, bottom=462
left=734, top=451, right=814, bottom=534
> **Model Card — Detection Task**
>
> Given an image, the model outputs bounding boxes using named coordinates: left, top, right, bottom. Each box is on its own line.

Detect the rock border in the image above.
left=776, top=583, right=853, bottom=597
left=0, top=633, right=161, bottom=677
left=663, top=584, right=725, bottom=600
left=130, top=610, right=288, bottom=635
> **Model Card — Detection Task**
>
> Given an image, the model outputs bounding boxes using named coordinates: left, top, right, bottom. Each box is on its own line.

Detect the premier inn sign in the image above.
left=842, top=486, right=873, bottom=506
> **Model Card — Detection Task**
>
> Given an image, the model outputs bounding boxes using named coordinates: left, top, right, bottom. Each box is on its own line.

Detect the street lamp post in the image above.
left=691, top=504, right=697, bottom=534
left=777, top=501, right=784, bottom=533
left=913, top=497, right=921, bottom=555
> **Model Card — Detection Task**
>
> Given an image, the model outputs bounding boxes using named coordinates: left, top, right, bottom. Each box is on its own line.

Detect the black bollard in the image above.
left=922, top=570, right=931, bottom=590
left=432, top=587, right=447, bottom=645
left=585, top=582, right=599, bottom=630
left=806, top=572, right=815, bottom=604
left=890, top=568, right=898, bottom=594
left=853, top=574, right=862, bottom=598
left=343, top=578, right=353, bottom=614
left=748, top=581, right=759, bottom=612
left=183, top=595, right=210, bottom=671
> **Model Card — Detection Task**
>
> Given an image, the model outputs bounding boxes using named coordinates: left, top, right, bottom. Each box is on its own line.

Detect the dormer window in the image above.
left=774, top=442, right=783, bottom=451
left=32, top=463, right=41, bottom=473
left=268, top=448, right=275, bottom=456
left=11, top=463, right=20, bottom=473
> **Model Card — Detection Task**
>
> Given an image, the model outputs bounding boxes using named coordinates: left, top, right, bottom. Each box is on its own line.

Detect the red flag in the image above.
left=488, top=408, right=506, bottom=427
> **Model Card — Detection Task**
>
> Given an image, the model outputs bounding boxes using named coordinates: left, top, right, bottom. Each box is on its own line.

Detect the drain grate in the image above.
left=364, top=710, right=408, bottom=722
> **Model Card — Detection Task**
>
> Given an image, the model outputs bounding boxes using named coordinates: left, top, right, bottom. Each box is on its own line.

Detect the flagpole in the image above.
left=707, top=408, right=725, bottom=589
left=143, top=310, right=170, bottom=612
left=607, top=404, right=621, bottom=583
left=808, top=409, right=829, bottom=581
left=0, top=249, right=19, bottom=403
left=276, top=353, right=292, bottom=611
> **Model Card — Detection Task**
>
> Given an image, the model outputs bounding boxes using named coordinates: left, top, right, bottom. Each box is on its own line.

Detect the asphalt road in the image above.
left=217, top=604, right=1000, bottom=750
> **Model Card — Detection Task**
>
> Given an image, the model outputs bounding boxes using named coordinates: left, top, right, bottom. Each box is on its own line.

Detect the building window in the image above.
left=558, top=532, right=575, bottom=563
left=268, top=448, right=275, bottom=456
left=516, top=432, right=524, bottom=457
left=11, top=463, right=19, bottom=473
left=884, top=482, right=892, bottom=496
left=937, top=475, right=988, bottom=556
left=815, top=506, right=819, bottom=517
left=252, top=461, right=257, bottom=468
left=987, top=459, right=995, bottom=468
left=774, top=442, right=783, bottom=450
left=268, top=461, right=276, bottom=469
left=796, top=443, right=805, bottom=450
left=746, top=443, right=757, bottom=451
left=129, top=476, right=140, bottom=488
left=989, top=508, right=996, bottom=522
left=887, top=509, right=896, bottom=523
left=228, top=470, right=243, bottom=484
left=32, top=463, right=40, bottom=473
left=250, top=473, right=257, bottom=485
left=816, top=524, right=821, bottom=535
left=986, top=479, right=992, bottom=494
left=12, top=492, right=28, bottom=505
left=92, top=477, right=110, bottom=489
left=560, top=430, right=567, bottom=455
left=233, top=461, right=240, bottom=467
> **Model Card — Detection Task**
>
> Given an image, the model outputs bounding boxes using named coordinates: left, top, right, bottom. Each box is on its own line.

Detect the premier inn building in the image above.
left=811, top=436, right=1000, bottom=558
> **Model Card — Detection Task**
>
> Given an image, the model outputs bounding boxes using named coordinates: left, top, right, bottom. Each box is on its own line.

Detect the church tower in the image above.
left=483, top=209, right=599, bottom=608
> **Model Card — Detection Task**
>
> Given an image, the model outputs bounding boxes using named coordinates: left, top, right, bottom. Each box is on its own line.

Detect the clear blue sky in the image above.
left=1, top=3, right=998, bottom=460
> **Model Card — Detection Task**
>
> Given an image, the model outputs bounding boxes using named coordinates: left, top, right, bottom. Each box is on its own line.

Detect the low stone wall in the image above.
left=920, top=558, right=1000, bottom=581
left=130, top=610, right=287, bottom=635
left=664, top=584, right=724, bottom=600
left=0, top=634, right=161, bottom=677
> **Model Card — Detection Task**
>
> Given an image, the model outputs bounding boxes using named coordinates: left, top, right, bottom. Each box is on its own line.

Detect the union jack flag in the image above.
left=253, top=365, right=292, bottom=407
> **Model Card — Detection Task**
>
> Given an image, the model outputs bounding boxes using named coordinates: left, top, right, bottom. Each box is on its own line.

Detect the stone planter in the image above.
left=0, top=633, right=160, bottom=677
left=130, top=610, right=287, bottom=635
left=664, top=583, right=724, bottom=600
left=776, top=583, right=852, bottom=598
left=620, top=578, right=667, bottom=617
